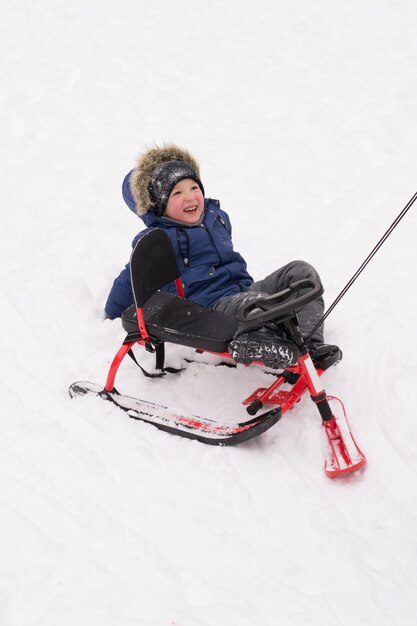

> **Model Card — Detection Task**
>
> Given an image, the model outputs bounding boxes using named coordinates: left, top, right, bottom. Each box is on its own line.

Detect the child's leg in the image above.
left=212, top=290, right=265, bottom=318
left=213, top=260, right=325, bottom=344
left=249, top=260, right=325, bottom=344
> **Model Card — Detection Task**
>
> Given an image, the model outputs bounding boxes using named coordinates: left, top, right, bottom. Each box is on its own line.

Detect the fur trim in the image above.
left=130, top=144, right=201, bottom=215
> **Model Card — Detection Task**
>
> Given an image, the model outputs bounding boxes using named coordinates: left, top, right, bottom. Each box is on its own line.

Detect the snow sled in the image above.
left=70, top=228, right=367, bottom=477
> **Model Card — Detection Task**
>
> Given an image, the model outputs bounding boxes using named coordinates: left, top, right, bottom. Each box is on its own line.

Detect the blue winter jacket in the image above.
left=104, top=171, right=254, bottom=319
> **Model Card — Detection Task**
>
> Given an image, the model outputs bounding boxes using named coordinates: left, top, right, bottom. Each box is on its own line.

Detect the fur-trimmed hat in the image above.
left=129, top=144, right=204, bottom=216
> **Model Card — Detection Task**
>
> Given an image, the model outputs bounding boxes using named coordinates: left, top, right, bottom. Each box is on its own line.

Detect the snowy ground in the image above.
left=1, top=1, right=417, bottom=624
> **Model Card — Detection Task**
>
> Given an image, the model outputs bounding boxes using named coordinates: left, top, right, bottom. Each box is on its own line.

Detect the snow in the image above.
left=1, top=0, right=417, bottom=624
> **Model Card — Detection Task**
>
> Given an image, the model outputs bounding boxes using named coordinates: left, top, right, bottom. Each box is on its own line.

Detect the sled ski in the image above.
left=70, top=228, right=367, bottom=477
left=321, top=397, right=367, bottom=477
left=69, top=381, right=281, bottom=445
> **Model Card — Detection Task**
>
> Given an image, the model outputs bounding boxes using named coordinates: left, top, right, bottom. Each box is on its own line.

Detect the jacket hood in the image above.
left=128, top=144, right=202, bottom=216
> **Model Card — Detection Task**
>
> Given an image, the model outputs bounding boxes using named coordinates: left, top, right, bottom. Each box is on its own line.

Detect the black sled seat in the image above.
left=121, top=296, right=237, bottom=352
left=121, top=228, right=238, bottom=353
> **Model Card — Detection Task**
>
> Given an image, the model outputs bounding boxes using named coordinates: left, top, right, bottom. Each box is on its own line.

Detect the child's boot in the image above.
left=228, top=327, right=299, bottom=369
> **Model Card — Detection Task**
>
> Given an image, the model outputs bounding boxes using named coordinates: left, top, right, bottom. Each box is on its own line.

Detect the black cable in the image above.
left=306, top=190, right=417, bottom=341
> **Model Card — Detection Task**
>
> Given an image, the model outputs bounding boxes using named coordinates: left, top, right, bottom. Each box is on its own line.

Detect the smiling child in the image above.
left=105, top=144, right=337, bottom=368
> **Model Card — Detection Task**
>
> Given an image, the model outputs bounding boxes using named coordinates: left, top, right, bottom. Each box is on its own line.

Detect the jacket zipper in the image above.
left=176, top=228, right=191, bottom=267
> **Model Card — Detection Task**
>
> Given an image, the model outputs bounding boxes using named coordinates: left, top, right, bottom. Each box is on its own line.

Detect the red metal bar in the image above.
left=175, top=278, right=185, bottom=298
left=297, top=353, right=325, bottom=396
left=136, top=307, right=150, bottom=342
left=104, top=342, right=135, bottom=391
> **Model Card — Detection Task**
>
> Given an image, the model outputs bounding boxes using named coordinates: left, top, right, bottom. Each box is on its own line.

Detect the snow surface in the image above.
left=1, top=1, right=417, bottom=624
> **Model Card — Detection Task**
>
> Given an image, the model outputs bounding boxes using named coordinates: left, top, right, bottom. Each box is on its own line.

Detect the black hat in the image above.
left=149, top=160, right=205, bottom=216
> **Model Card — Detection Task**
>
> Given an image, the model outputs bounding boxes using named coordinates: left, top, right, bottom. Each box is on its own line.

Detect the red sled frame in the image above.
left=104, top=228, right=367, bottom=478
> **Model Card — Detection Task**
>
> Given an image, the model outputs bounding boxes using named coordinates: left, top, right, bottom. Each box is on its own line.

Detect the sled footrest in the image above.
left=243, top=387, right=303, bottom=413
left=242, top=362, right=328, bottom=415
left=243, top=367, right=309, bottom=413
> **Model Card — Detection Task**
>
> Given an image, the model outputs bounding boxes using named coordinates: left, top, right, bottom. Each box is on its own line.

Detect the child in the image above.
left=105, top=144, right=337, bottom=369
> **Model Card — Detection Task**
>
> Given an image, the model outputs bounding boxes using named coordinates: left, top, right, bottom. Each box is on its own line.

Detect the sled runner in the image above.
left=70, top=228, right=366, bottom=477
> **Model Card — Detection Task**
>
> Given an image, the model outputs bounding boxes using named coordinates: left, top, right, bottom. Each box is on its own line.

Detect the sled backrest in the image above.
left=130, top=228, right=183, bottom=308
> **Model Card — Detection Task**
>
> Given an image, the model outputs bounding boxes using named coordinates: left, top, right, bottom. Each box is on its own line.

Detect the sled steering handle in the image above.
left=237, top=278, right=324, bottom=330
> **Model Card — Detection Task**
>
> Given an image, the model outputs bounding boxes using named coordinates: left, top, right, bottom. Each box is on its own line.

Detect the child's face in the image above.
left=164, top=178, right=204, bottom=224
